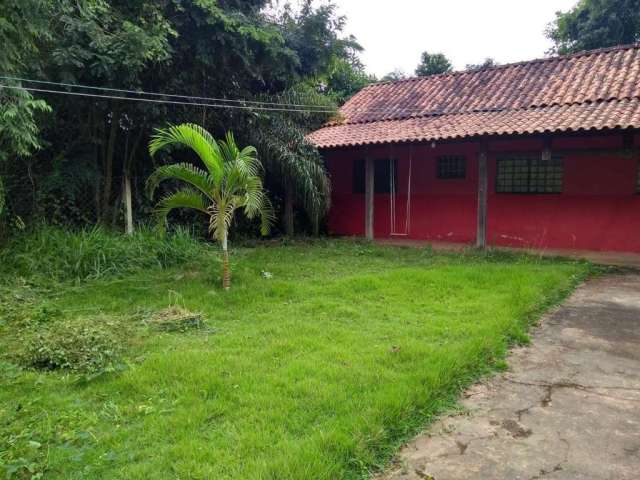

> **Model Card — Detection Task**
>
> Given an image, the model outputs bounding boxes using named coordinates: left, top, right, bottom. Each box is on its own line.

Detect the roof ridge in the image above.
left=366, top=43, right=640, bottom=89
left=332, top=96, right=640, bottom=128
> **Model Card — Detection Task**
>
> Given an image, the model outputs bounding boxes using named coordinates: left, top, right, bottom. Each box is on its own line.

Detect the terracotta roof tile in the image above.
left=308, top=44, right=640, bottom=148
left=308, top=98, right=640, bottom=148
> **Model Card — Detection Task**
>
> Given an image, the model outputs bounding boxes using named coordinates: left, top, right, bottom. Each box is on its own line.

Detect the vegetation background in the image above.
left=0, top=1, right=633, bottom=478
left=0, top=0, right=373, bottom=240
left=1, top=0, right=638, bottom=242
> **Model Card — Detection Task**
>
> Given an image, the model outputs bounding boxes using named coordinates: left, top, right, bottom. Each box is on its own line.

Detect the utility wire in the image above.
left=0, top=74, right=443, bottom=116
left=0, top=84, right=340, bottom=114
left=0, top=75, right=333, bottom=110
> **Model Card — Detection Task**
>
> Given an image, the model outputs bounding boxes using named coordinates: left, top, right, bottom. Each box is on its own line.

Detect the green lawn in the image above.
left=0, top=239, right=590, bottom=479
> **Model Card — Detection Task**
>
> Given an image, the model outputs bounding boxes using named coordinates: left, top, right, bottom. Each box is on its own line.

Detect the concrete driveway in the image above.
left=382, top=274, right=640, bottom=480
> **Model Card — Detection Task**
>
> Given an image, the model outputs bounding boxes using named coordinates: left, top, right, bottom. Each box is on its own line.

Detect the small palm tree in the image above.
left=147, top=123, right=273, bottom=290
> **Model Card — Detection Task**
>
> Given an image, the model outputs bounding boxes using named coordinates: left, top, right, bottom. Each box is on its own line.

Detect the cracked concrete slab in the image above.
left=380, top=274, right=640, bottom=480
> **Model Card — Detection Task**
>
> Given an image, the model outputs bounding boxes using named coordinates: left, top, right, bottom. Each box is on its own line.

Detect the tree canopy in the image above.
left=0, top=0, right=366, bottom=236
left=546, top=0, right=640, bottom=54
left=381, top=69, right=408, bottom=82
left=465, top=58, right=500, bottom=71
left=415, top=52, right=452, bottom=77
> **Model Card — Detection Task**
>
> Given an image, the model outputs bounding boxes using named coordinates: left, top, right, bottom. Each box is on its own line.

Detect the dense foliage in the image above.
left=415, top=51, right=453, bottom=76
left=381, top=69, right=408, bottom=82
left=547, top=0, right=640, bottom=54
left=0, top=0, right=370, bottom=237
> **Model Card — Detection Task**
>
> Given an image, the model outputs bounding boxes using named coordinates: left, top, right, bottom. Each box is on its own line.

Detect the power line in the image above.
left=0, top=75, right=443, bottom=116
left=0, top=84, right=340, bottom=114
left=0, top=75, right=333, bottom=110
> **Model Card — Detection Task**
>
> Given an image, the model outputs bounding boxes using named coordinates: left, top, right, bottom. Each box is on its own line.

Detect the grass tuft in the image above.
left=0, top=225, right=213, bottom=283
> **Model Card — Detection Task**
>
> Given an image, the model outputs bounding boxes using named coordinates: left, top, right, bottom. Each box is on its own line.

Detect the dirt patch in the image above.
left=500, top=419, right=532, bottom=439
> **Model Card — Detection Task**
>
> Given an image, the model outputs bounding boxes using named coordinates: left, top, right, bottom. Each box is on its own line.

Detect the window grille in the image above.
left=496, top=154, right=563, bottom=194
left=437, top=156, right=466, bottom=179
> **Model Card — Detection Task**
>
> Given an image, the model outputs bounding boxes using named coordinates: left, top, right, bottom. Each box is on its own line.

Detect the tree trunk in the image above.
left=90, top=105, right=101, bottom=223
left=123, top=172, right=133, bottom=235
left=284, top=181, right=294, bottom=237
left=101, top=107, right=119, bottom=224
left=121, top=128, right=142, bottom=235
left=221, top=231, right=231, bottom=290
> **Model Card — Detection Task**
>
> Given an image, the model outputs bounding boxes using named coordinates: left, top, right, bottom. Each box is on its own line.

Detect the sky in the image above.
left=330, top=0, right=578, bottom=78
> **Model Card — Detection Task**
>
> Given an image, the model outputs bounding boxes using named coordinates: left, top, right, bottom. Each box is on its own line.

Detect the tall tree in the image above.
left=279, top=1, right=361, bottom=79
left=415, top=52, right=452, bottom=76
left=546, top=0, right=640, bottom=54
left=0, top=0, right=52, bottom=222
left=44, top=0, right=175, bottom=224
left=321, top=57, right=375, bottom=104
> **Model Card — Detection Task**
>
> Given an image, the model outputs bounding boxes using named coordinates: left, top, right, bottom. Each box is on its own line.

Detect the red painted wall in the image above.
left=324, top=133, right=640, bottom=253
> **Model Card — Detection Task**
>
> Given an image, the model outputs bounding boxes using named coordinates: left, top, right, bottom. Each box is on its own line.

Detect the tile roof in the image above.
left=308, top=44, right=640, bottom=148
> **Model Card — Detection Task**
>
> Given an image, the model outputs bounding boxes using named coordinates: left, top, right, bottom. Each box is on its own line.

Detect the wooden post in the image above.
left=123, top=171, right=134, bottom=235
left=476, top=146, right=488, bottom=249
left=365, top=156, right=375, bottom=240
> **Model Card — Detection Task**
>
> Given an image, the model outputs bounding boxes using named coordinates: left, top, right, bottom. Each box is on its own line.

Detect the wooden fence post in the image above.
left=123, top=170, right=134, bottom=235
left=365, top=156, right=375, bottom=240
left=476, top=146, right=488, bottom=249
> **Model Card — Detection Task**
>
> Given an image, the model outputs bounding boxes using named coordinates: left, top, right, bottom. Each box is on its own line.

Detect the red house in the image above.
left=308, top=44, right=640, bottom=254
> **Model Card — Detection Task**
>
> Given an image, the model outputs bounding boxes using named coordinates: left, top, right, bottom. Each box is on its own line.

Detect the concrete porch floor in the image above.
left=375, top=238, right=640, bottom=269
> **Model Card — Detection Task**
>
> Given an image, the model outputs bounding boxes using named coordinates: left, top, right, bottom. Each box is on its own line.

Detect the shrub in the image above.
left=0, top=225, right=213, bottom=282
left=21, top=317, right=123, bottom=375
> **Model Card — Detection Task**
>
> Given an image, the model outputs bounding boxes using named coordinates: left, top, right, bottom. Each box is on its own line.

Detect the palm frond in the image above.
left=218, top=132, right=240, bottom=163
left=219, top=132, right=261, bottom=178
left=146, top=163, right=215, bottom=200
left=258, top=195, right=276, bottom=236
left=254, top=116, right=332, bottom=221
left=154, top=188, right=209, bottom=231
left=240, top=176, right=267, bottom=219
left=147, top=124, right=273, bottom=244
left=149, top=124, right=224, bottom=183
